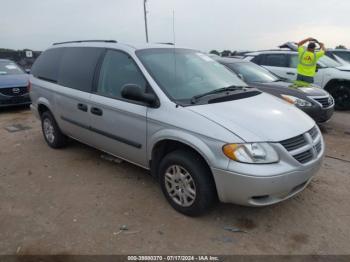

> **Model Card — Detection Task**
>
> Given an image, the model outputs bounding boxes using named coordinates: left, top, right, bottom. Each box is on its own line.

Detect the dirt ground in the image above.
left=0, top=107, right=349, bottom=255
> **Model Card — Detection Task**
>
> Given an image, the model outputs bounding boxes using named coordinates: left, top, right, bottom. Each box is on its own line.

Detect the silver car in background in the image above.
left=30, top=40, right=324, bottom=216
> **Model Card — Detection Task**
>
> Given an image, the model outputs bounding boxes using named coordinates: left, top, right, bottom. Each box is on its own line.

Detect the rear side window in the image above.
left=260, top=54, right=287, bottom=67
left=58, top=47, right=104, bottom=92
left=31, top=48, right=64, bottom=82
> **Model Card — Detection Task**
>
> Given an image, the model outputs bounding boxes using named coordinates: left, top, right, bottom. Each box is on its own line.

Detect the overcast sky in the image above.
left=1, top=0, right=349, bottom=52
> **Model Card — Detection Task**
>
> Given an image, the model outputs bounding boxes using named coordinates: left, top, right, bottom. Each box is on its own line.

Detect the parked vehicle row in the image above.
left=241, top=43, right=350, bottom=110
left=213, top=57, right=334, bottom=123
left=29, top=41, right=324, bottom=216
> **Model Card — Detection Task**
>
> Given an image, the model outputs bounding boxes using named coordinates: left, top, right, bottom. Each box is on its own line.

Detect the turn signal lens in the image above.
left=222, top=143, right=279, bottom=164
left=222, top=144, right=240, bottom=161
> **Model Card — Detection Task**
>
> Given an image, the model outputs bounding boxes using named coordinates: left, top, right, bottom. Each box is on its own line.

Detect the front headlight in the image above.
left=222, top=143, right=279, bottom=164
left=281, top=95, right=312, bottom=107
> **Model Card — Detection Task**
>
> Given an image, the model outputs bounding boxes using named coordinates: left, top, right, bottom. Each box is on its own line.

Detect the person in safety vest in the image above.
left=297, top=37, right=325, bottom=83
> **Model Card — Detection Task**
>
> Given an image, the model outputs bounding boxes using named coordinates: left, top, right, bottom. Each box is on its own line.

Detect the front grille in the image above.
left=280, top=134, right=307, bottom=151
left=315, top=141, right=322, bottom=154
left=311, top=96, right=334, bottom=108
left=279, top=126, right=322, bottom=164
left=0, top=86, right=28, bottom=96
left=294, top=150, right=314, bottom=164
left=309, top=126, right=318, bottom=140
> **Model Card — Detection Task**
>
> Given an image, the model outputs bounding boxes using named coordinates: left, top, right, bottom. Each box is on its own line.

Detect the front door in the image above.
left=89, top=50, right=148, bottom=167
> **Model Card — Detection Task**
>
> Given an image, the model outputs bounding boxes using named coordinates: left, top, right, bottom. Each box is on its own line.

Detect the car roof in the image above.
left=213, top=57, right=248, bottom=64
left=48, top=40, right=191, bottom=53
left=245, top=49, right=298, bottom=56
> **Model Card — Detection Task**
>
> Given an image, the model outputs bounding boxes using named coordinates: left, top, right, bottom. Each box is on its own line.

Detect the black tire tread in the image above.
left=41, top=111, right=68, bottom=148
left=158, top=149, right=217, bottom=216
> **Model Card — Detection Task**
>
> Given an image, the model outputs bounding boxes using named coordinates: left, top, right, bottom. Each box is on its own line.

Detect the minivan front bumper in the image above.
left=211, top=148, right=323, bottom=206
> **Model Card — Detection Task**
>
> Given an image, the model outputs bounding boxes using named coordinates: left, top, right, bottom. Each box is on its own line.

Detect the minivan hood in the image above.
left=188, top=93, right=314, bottom=142
left=0, top=74, right=29, bottom=88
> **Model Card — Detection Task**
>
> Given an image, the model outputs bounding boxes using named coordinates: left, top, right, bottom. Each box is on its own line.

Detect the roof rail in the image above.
left=156, top=42, right=174, bottom=45
left=53, top=40, right=117, bottom=45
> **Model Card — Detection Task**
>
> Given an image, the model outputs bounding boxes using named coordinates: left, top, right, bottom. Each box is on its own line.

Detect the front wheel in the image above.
left=159, top=150, right=217, bottom=216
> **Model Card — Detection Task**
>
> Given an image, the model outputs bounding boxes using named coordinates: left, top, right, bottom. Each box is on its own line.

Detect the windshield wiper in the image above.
left=191, top=85, right=245, bottom=104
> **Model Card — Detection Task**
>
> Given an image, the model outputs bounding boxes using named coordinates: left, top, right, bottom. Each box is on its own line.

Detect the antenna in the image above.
left=172, top=9, right=177, bottom=100
left=143, top=0, right=149, bottom=43
left=172, top=10, right=176, bottom=46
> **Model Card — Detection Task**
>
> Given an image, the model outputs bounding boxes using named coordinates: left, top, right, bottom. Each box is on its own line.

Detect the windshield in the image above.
left=136, top=48, right=247, bottom=100
left=226, top=62, right=279, bottom=83
left=318, top=56, right=341, bottom=68
left=0, top=61, right=24, bottom=75
left=332, top=51, right=350, bottom=62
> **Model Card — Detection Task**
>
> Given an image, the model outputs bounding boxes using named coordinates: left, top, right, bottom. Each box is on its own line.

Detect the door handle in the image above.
left=286, top=72, right=296, bottom=75
left=77, top=103, right=88, bottom=112
left=91, top=107, right=103, bottom=116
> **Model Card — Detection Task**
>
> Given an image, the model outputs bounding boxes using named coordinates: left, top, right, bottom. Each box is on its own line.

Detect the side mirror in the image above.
left=237, top=73, right=244, bottom=81
left=316, top=64, right=322, bottom=72
left=121, top=84, right=158, bottom=107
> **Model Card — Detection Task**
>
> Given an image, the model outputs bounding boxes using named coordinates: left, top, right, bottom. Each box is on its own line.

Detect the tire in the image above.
left=158, top=150, right=217, bottom=216
left=330, top=84, right=350, bottom=110
left=41, top=111, right=68, bottom=148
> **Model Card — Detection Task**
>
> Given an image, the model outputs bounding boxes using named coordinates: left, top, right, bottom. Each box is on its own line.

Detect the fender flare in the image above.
left=148, top=129, right=218, bottom=166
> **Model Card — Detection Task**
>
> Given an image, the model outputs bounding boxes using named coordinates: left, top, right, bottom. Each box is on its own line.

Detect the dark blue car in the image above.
left=0, top=59, right=30, bottom=107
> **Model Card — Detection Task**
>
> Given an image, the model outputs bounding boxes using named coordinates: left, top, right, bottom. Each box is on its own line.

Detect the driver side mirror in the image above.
left=316, top=64, right=321, bottom=72
left=121, top=84, right=159, bottom=107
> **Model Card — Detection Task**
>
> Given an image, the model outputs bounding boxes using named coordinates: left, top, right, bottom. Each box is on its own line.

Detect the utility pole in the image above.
left=143, top=0, right=149, bottom=43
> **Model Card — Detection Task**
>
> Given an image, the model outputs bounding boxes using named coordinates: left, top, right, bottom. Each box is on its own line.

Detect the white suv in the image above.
left=243, top=48, right=350, bottom=110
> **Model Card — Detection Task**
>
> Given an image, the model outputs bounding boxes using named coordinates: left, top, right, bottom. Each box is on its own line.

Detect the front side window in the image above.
left=136, top=48, right=247, bottom=101
left=226, top=62, right=278, bottom=83
left=97, top=50, right=147, bottom=99
left=0, top=61, right=24, bottom=75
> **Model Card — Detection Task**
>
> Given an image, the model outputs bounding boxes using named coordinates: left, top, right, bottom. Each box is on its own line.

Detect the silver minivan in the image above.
left=30, top=40, right=324, bottom=216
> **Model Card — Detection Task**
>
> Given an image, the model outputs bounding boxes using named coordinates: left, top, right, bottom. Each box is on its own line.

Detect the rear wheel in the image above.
left=41, top=111, right=68, bottom=148
left=159, top=150, right=217, bottom=216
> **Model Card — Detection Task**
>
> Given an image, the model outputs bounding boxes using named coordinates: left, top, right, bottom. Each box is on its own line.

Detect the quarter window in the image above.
left=31, top=48, right=64, bottom=82
left=97, top=50, right=146, bottom=99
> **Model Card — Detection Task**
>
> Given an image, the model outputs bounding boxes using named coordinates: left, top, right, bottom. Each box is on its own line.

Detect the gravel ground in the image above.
left=0, top=107, right=349, bottom=255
